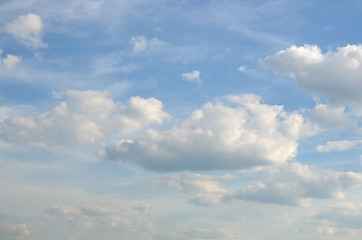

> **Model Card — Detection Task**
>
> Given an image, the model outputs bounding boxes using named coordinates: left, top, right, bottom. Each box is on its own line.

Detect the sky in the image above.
left=1, top=0, right=362, bottom=239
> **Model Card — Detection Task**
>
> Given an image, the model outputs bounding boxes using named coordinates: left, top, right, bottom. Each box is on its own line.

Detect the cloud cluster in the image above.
left=137, top=161, right=361, bottom=207
left=181, top=70, right=202, bottom=85
left=0, top=90, right=170, bottom=145
left=182, top=228, right=254, bottom=240
left=130, top=36, right=165, bottom=52
left=47, top=204, right=155, bottom=233
left=262, top=44, right=362, bottom=106
left=132, top=203, right=152, bottom=214
left=236, top=162, right=362, bottom=206
left=1, top=13, right=47, bottom=48
left=147, top=174, right=234, bottom=206
left=294, top=202, right=362, bottom=236
left=100, top=94, right=316, bottom=171
left=311, top=104, right=355, bottom=130
left=0, top=223, right=32, bottom=238
left=316, top=202, right=362, bottom=230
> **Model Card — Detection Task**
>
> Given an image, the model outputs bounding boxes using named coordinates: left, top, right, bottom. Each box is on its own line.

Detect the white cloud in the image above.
left=316, top=140, right=362, bottom=153
left=181, top=70, right=202, bottom=85
left=3, top=54, right=22, bottom=69
left=237, top=65, right=247, bottom=72
left=81, top=205, right=120, bottom=217
left=1, top=13, right=47, bottom=48
left=296, top=202, right=362, bottom=235
left=236, top=162, right=362, bottom=206
left=130, top=36, right=165, bottom=52
left=0, top=223, right=32, bottom=238
left=0, top=49, right=22, bottom=71
left=133, top=203, right=152, bottom=214
left=47, top=204, right=157, bottom=234
left=0, top=90, right=170, bottom=145
left=100, top=94, right=316, bottom=171
left=316, top=202, right=362, bottom=230
left=184, top=228, right=254, bottom=240
left=262, top=44, right=362, bottom=106
left=147, top=174, right=234, bottom=206
left=312, top=104, right=355, bottom=130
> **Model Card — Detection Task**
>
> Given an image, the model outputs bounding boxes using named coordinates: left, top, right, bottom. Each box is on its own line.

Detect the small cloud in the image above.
left=237, top=65, right=247, bottom=72
left=133, top=203, right=152, bottom=214
left=1, top=13, right=47, bottom=48
left=130, top=36, right=165, bottom=52
left=0, top=49, right=22, bottom=71
left=3, top=54, right=22, bottom=69
left=181, top=70, right=201, bottom=85
left=316, top=140, right=362, bottom=153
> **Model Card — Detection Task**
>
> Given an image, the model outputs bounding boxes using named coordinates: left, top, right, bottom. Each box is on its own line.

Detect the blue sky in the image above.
left=1, top=0, right=362, bottom=239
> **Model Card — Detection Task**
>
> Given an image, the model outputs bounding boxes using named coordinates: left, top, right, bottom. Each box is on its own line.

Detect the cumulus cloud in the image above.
left=262, top=44, right=362, bottom=106
left=237, top=65, right=247, bottom=72
left=0, top=90, right=170, bottom=145
left=100, top=94, right=317, bottom=171
left=147, top=174, right=234, bottom=206
left=133, top=203, right=152, bottom=214
left=184, top=228, right=254, bottom=240
left=296, top=202, right=362, bottom=235
left=3, top=54, right=22, bottom=69
left=236, top=162, right=362, bottom=206
left=181, top=70, right=202, bottom=85
left=130, top=36, right=165, bottom=52
left=0, top=49, right=22, bottom=71
left=316, top=140, right=362, bottom=153
left=47, top=204, right=156, bottom=233
left=316, top=202, right=362, bottom=230
left=0, top=223, right=32, bottom=238
left=1, top=13, right=47, bottom=48
left=311, top=104, right=355, bottom=130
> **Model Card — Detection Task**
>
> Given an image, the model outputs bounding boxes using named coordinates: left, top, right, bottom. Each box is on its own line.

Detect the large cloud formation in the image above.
left=262, top=44, right=362, bottom=106
left=143, top=162, right=362, bottom=207
left=100, top=94, right=317, bottom=171
left=0, top=90, right=169, bottom=145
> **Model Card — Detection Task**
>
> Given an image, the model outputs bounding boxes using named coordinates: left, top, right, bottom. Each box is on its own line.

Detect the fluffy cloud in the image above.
left=0, top=49, right=22, bottom=71
left=183, top=228, right=254, bottom=240
left=133, top=203, right=152, bottom=214
left=47, top=204, right=156, bottom=233
left=147, top=174, right=234, bottom=206
left=237, top=65, right=247, bottom=72
left=262, top=44, right=362, bottom=106
left=316, top=202, right=362, bottom=230
left=3, top=54, right=22, bottom=69
left=130, top=36, right=165, bottom=52
left=312, top=104, right=355, bottom=130
left=297, top=202, right=362, bottom=235
left=1, top=13, right=47, bottom=48
left=0, top=90, right=170, bottom=145
left=0, top=223, right=32, bottom=238
left=181, top=70, right=202, bottom=85
left=236, top=162, right=362, bottom=206
left=316, top=140, right=362, bottom=153
left=100, top=94, right=316, bottom=171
